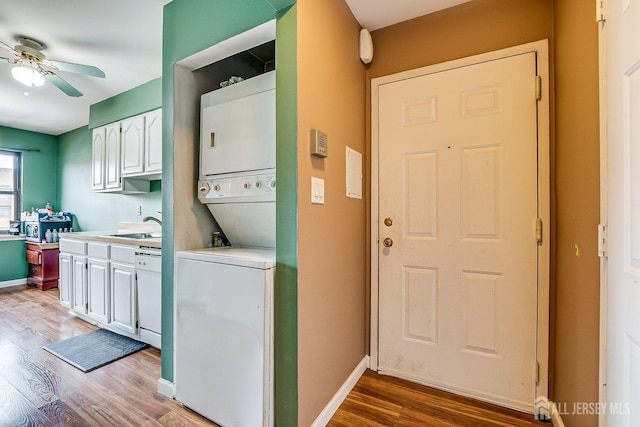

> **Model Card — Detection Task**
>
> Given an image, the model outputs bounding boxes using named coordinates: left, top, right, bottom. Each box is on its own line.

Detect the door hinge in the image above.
left=536, top=360, right=540, bottom=384
left=536, top=218, right=543, bottom=243
left=535, top=76, right=542, bottom=101
left=598, top=224, right=608, bottom=258
left=596, top=0, right=605, bottom=23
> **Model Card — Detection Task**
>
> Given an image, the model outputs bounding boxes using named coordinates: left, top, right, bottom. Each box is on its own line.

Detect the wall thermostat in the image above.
left=310, top=129, right=328, bottom=158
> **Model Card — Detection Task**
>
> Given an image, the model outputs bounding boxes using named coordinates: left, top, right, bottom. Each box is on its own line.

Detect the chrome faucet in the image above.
left=143, top=216, right=162, bottom=226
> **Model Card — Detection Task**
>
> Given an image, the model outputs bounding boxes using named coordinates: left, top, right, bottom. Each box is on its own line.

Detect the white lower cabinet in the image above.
left=59, top=238, right=160, bottom=346
left=109, top=244, right=137, bottom=335
left=59, top=253, right=73, bottom=308
left=87, top=258, right=110, bottom=324
left=87, top=243, right=110, bottom=324
left=72, top=256, right=88, bottom=315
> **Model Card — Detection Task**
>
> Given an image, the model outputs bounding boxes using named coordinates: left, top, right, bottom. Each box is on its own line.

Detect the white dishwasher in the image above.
left=175, top=247, right=274, bottom=427
left=135, top=247, right=162, bottom=348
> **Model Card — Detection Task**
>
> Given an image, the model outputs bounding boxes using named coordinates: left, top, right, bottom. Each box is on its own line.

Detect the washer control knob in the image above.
left=243, top=182, right=251, bottom=190
left=199, top=182, right=210, bottom=193
left=254, top=180, right=262, bottom=189
left=268, top=179, right=276, bottom=190
left=212, top=184, right=221, bottom=192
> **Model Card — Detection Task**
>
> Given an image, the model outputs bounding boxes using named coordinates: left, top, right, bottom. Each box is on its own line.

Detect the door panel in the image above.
left=604, top=0, right=640, bottom=424
left=377, top=53, right=538, bottom=411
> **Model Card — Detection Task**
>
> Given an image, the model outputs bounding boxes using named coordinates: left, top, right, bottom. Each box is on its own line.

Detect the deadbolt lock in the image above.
left=383, top=237, right=393, bottom=247
left=384, top=217, right=393, bottom=227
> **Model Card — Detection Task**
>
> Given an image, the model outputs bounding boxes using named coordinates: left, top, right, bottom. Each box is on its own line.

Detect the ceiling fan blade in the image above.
left=0, top=40, right=16, bottom=53
left=43, top=72, right=83, bottom=97
left=0, top=56, right=17, bottom=64
left=45, top=59, right=105, bottom=78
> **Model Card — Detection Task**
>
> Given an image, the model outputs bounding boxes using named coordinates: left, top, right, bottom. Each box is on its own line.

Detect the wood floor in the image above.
left=0, top=285, right=213, bottom=426
left=2, top=285, right=548, bottom=427
left=328, top=369, right=549, bottom=427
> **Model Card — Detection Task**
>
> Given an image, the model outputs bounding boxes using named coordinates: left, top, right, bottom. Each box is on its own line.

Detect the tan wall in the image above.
left=553, top=1, right=601, bottom=426
left=296, top=0, right=367, bottom=425
left=367, top=1, right=600, bottom=426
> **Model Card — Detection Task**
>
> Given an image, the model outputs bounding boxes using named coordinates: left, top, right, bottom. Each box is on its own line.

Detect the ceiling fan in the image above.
left=0, top=36, right=105, bottom=97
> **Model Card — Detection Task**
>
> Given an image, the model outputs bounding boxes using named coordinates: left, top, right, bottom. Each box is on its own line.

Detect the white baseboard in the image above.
left=311, top=355, right=369, bottom=427
left=157, top=378, right=174, bottom=398
left=0, top=278, right=27, bottom=289
left=549, top=401, right=566, bottom=427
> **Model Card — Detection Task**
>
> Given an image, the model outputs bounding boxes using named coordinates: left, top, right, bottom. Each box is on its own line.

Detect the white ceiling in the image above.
left=344, top=0, right=471, bottom=31
left=0, top=0, right=467, bottom=136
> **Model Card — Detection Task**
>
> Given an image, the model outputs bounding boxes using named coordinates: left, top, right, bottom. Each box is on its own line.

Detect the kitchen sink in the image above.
left=109, top=232, right=162, bottom=239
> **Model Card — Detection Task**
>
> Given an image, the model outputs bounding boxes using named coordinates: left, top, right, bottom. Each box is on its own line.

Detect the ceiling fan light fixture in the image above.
left=11, top=61, right=45, bottom=87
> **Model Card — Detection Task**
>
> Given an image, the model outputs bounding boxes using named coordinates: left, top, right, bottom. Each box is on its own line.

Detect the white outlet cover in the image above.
left=311, top=177, right=325, bottom=204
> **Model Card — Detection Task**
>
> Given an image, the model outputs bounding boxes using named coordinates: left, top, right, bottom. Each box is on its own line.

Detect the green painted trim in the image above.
left=267, top=0, right=296, bottom=11
left=275, top=5, right=298, bottom=426
left=89, top=78, right=162, bottom=129
left=0, top=239, right=27, bottom=281
left=160, top=0, right=278, bottom=385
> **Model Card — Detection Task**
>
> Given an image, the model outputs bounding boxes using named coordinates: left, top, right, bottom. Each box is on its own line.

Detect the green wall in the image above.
left=162, top=1, right=297, bottom=425
left=0, top=126, right=58, bottom=212
left=57, top=126, right=162, bottom=232
left=0, top=126, right=57, bottom=283
left=275, top=4, right=298, bottom=425
left=89, top=78, right=162, bottom=129
left=0, top=239, right=28, bottom=282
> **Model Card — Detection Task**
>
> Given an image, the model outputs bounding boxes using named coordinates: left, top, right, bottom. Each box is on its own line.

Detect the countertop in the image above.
left=59, top=231, right=161, bottom=249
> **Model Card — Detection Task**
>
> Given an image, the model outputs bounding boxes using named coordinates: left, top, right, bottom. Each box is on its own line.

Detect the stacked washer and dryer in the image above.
left=174, top=70, right=276, bottom=427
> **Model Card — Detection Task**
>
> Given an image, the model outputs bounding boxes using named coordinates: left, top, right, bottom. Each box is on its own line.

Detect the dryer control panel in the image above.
left=198, top=169, right=275, bottom=204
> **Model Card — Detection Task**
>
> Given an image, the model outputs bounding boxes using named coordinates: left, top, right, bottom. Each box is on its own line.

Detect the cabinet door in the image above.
left=144, top=109, right=162, bottom=173
left=121, top=115, right=145, bottom=176
left=104, top=123, right=121, bottom=190
left=110, top=262, right=137, bottom=335
left=87, top=258, right=110, bottom=324
left=92, top=127, right=106, bottom=190
left=59, top=253, right=73, bottom=308
left=72, top=256, right=87, bottom=315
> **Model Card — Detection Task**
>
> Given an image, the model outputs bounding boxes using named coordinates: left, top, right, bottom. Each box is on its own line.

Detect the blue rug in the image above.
left=43, top=329, right=147, bottom=372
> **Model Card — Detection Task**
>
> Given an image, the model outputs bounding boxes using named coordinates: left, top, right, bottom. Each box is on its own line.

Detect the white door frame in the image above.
left=370, top=39, right=551, bottom=406
left=597, top=15, right=608, bottom=427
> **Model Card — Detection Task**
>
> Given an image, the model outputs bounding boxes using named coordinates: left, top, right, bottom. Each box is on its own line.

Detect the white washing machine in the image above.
left=174, top=40, right=277, bottom=427
left=175, top=247, right=274, bottom=427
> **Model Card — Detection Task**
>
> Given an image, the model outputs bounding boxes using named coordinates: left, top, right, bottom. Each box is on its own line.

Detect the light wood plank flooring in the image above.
left=3, top=285, right=548, bottom=426
left=0, top=285, right=213, bottom=426
left=328, top=369, right=549, bottom=427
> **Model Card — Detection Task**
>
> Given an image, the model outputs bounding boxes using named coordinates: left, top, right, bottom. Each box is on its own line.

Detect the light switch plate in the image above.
left=311, top=177, right=325, bottom=204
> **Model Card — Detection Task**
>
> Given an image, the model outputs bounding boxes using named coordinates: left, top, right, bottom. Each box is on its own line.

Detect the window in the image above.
left=0, top=151, right=20, bottom=230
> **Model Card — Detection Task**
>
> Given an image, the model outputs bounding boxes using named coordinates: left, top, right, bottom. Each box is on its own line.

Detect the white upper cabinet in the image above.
left=91, top=108, right=161, bottom=193
left=91, top=127, right=106, bottom=190
left=121, top=115, right=145, bottom=176
left=104, top=123, right=122, bottom=190
left=144, top=109, right=162, bottom=175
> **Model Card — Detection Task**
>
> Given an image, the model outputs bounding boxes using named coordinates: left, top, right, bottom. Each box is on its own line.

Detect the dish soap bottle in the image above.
left=45, top=229, right=52, bottom=243
left=45, top=201, right=53, bottom=217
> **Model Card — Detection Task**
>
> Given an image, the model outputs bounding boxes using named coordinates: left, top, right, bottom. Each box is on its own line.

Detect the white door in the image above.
left=377, top=53, right=539, bottom=411
left=603, top=0, right=640, bottom=424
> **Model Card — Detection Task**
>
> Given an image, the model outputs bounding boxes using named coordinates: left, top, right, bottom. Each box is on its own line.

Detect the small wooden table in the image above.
left=26, top=242, right=60, bottom=291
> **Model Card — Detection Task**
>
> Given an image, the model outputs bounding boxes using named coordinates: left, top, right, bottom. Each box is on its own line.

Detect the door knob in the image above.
left=384, top=217, right=393, bottom=227
left=383, top=237, right=393, bottom=247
